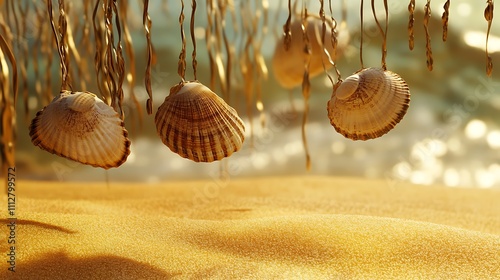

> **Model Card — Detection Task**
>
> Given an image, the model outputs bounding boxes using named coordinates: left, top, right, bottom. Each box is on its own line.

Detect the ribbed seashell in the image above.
left=29, top=90, right=131, bottom=169
left=155, top=81, right=245, bottom=162
left=272, top=18, right=350, bottom=89
left=327, top=68, right=410, bottom=140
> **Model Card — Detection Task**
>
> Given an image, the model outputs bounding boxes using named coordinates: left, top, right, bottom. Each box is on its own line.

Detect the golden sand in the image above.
left=1, top=176, right=499, bottom=279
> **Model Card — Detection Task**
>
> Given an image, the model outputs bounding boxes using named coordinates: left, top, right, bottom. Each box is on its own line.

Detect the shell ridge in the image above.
left=327, top=67, right=410, bottom=141
left=155, top=81, right=245, bottom=162
left=30, top=90, right=130, bottom=168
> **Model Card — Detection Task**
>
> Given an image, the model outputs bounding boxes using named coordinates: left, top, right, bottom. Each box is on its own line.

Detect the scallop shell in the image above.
left=155, top=81, right=245, bottom=162
left=327, top=68, right=410, bottom=140
left=272, top=18, right=350, bottom=89
left=29, top=90, right=131, bottom=169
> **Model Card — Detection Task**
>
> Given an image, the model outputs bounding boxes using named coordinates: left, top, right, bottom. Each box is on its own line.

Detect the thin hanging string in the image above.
left=408, top=0, right=415, bottom=50
left=143, top=0, right=154, bottom=114
left=319, top=0, right=340, bottom=86
left=0, top=30, right=18, bottom=173
left=301, top=3, right=312, bottom=171
left=177, top=0, right=187, bottom=81
left=221, top=1, right=233, bottom=103
left=48, top=0, right=72, bottom=91
left=32, top=3, right=43, bottom=102
left=256, top=0, right=269, bottom=129
left=17, top=0, right=29, bottom=121
left=423, top=0, right=433, bottom=71
left=34, top=3, right=54, bottom=105
left=441, top=0, right=450, bottom=42
left=92, top=0, right=105, bottom=100
left=109, top=0, right=126, bottom=119
left=205, top=0, right=215, bottom=89
left=484, top=0, right=494, bottom=76
left=283, top=0, right=292, bottom=50
left=240, top=0, right=255, bottom=147
left=359, top=0, right=364, bottom=68
left=190, top=0, right=198, bottom=80
left=331, top=1, right=342, bottom=83
left=371, top=0, right=388, bottom=71
left=120, top=0, right=143, bottom=128
left=68, top=3, right=89, bottom=92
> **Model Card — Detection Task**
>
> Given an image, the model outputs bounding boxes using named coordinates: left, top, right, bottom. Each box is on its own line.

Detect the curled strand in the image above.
left=484, top=0, right=494, bottom=76
left=408, top=0, right=415, bottom=50
left=190, top=0, right=198, bottom=80
left=48, top=0, right=72, bottom=90
left=441, top=0, right=450, bottom=42
left=177, top=0, right=186, bottom=80
left=301, top=7, right=312, bottom=171
left=371, top=0, right=388, bottom=70
left=143, top=0, right=154, bottom=115
left=283, top=0, right=292, bottom=50
left=360, top=0, right=364, bottom=68
left=424, top=0, right=433, bottom=71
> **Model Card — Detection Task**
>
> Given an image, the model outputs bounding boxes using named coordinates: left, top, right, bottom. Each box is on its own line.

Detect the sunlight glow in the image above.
left=463, top=31, right=500, bottom=53
left=465, top=119, right=487, bottom=140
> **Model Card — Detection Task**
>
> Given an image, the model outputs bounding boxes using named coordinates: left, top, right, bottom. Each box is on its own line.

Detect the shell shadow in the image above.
left=0, top=219, right=76, bottom=234
left=0, top=252, right=179, bottom=280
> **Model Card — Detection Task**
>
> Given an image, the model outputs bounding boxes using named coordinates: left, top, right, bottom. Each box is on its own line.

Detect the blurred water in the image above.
left=17, top=1, right=500, bottom=188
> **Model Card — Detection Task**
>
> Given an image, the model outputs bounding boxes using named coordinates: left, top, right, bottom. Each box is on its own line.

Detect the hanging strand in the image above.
left=283, top=0, right=292, bottom=50
left=206, top=0, right=216, bottom=89
left=441, top=0, right=450, bottom=42
left=48, top=0, right=72, bottom=91
left=371, top=0, right=388, bottom=70
left=240, top=0, right=255, bottom=146
left=65, top=3, right=86, bottom=92
left=212, top=4, right=228, bottom=100
left=408, top=0, right=415, bottom=50
left=32, top=3, right=44, bottom=103
left=190, top=0, right=198, bottom=80
left=178, top=0, right=187, bottom=81
left=17, top=0, right=29, bottom=121
left=359, top=0, right=364, bottom=68
left=484, top=0, right=494, bottom=76
left=92, top=0, right=105, bottom=100
left=222, top=2, right=233, bottom=104
left=301, top=6, right=312, bottom=171
left=109, top=0, right=126, bottom=119
left=120, top=0, right=143, bottom=127
left=319, top=0, right=340, bottom=86
left=143, top=0, right=154, bottom=114
left=328, top=0, right=337, bottom=55
left=256, top=0, right=269, bottom=128
left=39, top=3, right=55, bottom=105
left=0, top=30, right=18, bottom=177
left=423, top=0, right=433, bottom=71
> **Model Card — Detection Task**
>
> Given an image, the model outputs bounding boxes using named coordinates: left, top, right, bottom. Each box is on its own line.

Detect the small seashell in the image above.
left=327, top=68, right=410, bottom=140
left=29, top=90, right=131, bottom=169
left=155, top=81, right=245, bottom=162
left=272, top=18, right=350, bottom=89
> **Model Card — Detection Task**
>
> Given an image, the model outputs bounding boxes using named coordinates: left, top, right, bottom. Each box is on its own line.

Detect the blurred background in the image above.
left=10, top=0, right=500, bottom=188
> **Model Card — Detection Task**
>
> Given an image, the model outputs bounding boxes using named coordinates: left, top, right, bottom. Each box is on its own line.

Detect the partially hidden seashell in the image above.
left=327, top=68, right=410, bottom=140
left=155, top=81, right=245, bottom=162
left=29, top=90, right=131, bottom=169
left=272, top=18, right=350, bottom=89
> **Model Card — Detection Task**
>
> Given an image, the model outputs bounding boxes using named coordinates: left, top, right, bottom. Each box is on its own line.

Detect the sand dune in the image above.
left=1, top=176, right=499, bottom=279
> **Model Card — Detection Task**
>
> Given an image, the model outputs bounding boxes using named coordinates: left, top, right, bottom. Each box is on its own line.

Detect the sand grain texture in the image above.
left=1, top=176, right=499, bottom=279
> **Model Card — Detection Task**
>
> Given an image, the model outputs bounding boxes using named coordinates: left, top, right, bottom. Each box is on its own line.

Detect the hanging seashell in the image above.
left=155, top=81, right=245, bottom=162
left=327, top=68, right=410, bottom=140
left=272, top=18, right=350, bottom=89
left=29, top=90, right=131, bottom=169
